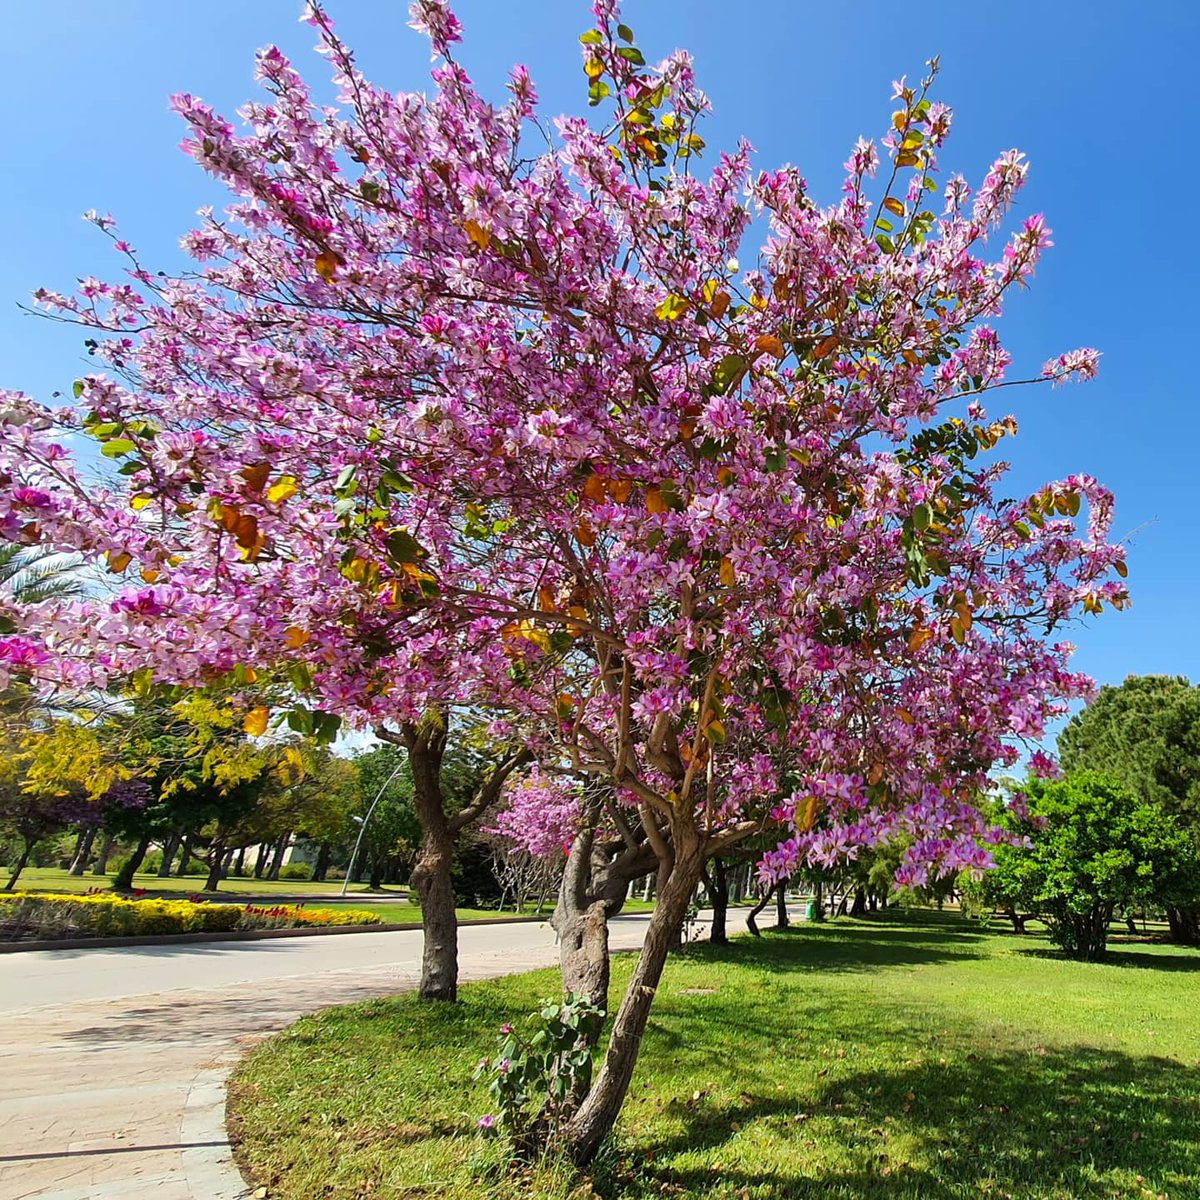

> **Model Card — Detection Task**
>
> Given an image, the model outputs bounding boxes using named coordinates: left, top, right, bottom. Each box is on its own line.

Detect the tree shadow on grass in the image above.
left=1018, top=945, right=1200, bottom=972
left=611, top=1045, right=1200, bottom=1200
left=677, top=918, right=991, bottom=977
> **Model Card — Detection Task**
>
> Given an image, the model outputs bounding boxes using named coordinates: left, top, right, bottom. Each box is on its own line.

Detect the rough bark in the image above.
left=174, top=834, right=194, bottom=877
left=311, top=842, right=330, bottom=883
left=745, top=888, right=772, bottom=937
left=266, top=834, right=289, bottom=881
left=775, top=880, right=790, bottom=929
left=68, top=827, right=96, bottom=876
left=253, top=842, right=267, bottom=879
left=158, top=832, right=181, bottom=878
left=1166, top=905, right=1200, bottom=946
left=203, top=838, right=227, bottom=891
left=91, top=834, right=114, bottom=876
left=564, top=831, right=705, bottom=1165
left=701, top=856, right=729, bottom=945
left=4, top=841, right=33, bottom=891
left=113, top=835, right=152, bottom=891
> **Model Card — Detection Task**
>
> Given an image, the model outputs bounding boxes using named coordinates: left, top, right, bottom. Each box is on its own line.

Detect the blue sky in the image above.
left=2, top=1, right=1198, bottom=721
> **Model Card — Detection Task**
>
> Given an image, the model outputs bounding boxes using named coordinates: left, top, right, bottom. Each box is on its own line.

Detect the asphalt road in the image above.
left=0, top=913, right=657, bottom=1200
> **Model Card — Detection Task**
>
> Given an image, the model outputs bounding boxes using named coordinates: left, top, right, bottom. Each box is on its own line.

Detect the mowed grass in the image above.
left=228, top=913, right=1200, bottom=1200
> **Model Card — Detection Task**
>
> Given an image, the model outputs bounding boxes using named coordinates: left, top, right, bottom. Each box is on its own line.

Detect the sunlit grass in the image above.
left=228, top=912, right=1200, bottom=1200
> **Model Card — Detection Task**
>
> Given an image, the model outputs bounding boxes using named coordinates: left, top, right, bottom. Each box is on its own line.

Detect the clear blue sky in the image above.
left=2, top=2, right=1198, bottom=715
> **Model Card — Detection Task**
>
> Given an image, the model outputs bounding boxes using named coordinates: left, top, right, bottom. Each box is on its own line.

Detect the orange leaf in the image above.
left=812, top=334, right=841, bottom=360
left=243, top=706, right=269, bottom=737
left=755, top=334, right=786, bottom=359
left=576, top=519, right=597, bottom=547
left=709, top=291, right=730, bottom=319
left=883, top=197, right=905, bottom=217
left=608, top=478, right=633, bottom=504
left=284, top=626, right=310, bottom=649
left=907, top=626, right=934, bottom=653
left=463, top=219, right=491, bottom=251
left=897, top=707, right=915, bottom=725
left=645, top=486, right=667, bottom=514
left=107, top=551, right=132, bottom=575
left=241, top=462, right=270, bottom=492
left=582, top=474, right=607, bottom=503
left=719, top=556, right=736, bottom=587
left=797, top=795, right=818, bottom=833
left=233, top=513, right=260, bottom=550
left=314, top=250, right=339, bottom=283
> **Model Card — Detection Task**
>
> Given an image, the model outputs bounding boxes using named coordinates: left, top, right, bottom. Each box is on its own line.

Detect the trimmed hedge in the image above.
left=0, top=892, right=381, bottom=941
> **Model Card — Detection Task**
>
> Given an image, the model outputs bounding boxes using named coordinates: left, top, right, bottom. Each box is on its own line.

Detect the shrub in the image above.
left=277, top=863, right=312, bottom=881
left=0, top=893, right=381, bottom=940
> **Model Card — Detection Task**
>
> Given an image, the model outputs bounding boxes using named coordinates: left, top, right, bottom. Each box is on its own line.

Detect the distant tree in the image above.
left=979, top=773, right=1199, bottom=960
left=1058, top=676, right=1200, bottom=943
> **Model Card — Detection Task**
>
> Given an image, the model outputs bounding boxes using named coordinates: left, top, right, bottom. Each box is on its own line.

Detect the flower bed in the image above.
left=0, top=892, right=381, bottom=941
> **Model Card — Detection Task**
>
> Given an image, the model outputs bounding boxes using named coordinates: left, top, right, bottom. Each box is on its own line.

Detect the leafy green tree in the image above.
left=980, top=773, right=1198, bottom=960
left=1058, top=676, right=1200, bottom=942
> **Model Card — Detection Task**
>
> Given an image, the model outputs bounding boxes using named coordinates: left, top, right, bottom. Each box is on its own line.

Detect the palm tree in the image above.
left=0, top=544, right=84, bottom=612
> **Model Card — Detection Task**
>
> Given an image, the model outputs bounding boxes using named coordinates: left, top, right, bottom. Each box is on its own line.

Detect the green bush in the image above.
left=278, top=863, right=312, bottom=880
left=0, top=893, right=382, bottom=941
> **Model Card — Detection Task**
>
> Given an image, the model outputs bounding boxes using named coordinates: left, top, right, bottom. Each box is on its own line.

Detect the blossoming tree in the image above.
left=0, top=0, right=1124, bottom=1161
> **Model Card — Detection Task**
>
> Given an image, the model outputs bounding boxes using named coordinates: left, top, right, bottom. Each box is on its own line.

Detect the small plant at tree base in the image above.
left=474, top=993, right=605, bottom=1146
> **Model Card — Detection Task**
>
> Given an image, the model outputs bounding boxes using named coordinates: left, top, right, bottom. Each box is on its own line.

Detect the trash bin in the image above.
left=803, top=901, right=816, bottom=921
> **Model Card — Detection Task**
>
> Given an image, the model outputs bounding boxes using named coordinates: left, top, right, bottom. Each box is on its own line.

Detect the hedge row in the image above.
left=0, top=892, right=382, bottom=941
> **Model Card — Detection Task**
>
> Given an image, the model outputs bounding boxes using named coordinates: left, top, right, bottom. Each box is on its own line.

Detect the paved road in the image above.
left=0, top=914, right=657, bottom=1200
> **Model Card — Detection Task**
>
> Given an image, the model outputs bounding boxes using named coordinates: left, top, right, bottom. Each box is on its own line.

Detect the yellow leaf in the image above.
left=285, top=626, right=310, bottom=649
left=797, top=795, right=818, bottom=833
left=315, top=250, right=339, bottom=283
left=130, top=495, right=153, bottom=511
left=719, top=556, right=736, bottom=587
left=242, top=667, right=258, bottom=683
left=645, top=486, right=667, bottom=514
left=655, top=293, right=689, bottom=321
left=583, top=55, right=603, bottom=80
left=107, top=551, right=132, bottom=574
left=701, top=279, right=719, bottom=306
left=463, top=219, right=491, bottom=251
left=897, top=707, right=915, bottom=725
left=950, top=615, right=966, bottom=645
left=140, top=567, right=160, bottom=584
left=703, top=718, right=726, bottom=745
left=754, top=334, right=786, bottom=359
left=266, top=476, right=297, bottom=504
left=750, top=293, right=767, bottom=311
left=243, top=707, right=269, bottom=737
left=883, top=196, right=905, bottom=217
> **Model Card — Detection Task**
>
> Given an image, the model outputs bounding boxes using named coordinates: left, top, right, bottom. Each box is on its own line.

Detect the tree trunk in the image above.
left=4, top=840, right=33, bottom=891
left=368, top=856, right=384, bottom=891
left=1166, top=905, right=1200, bottom=946
left=267, top=833, right=289, bottom=881
left=233, top=846, right=247, bottom=877
left=113, top=836, right=152, bottom=891
left=158, top=832, right=181, bottom=877
left=91, top=833, right=115, bottom=876
left=565, top=835, right=705, bottom=1165
left=702, top=857, right=729, bottom=945
left=850, top=888, right=867, bottom=916
left=253, top=842, right=268, bottom=879
left=311, top=842, right=330, bottom=883
left=221, top=847, right=235, bottom=878
left=775, top=880, right=790, bottom=929
left=68, top=827, right=97, bottom=876
left=404, top=721, right=458, bottom=1002
left=174, top=834, right=193, bottom=877
left=745, top=887, right=772, bottom=937
left=203, top=839, right=226, bottom=892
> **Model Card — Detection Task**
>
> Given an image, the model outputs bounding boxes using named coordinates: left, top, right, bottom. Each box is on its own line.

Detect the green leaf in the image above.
left=100, top=438, right=137, bottom=458
left=711, top=353, right=747, bottom=395
left=72, top=380, right=84, bottom=399
left=579, top=29, right=602, bottom=44
left=912, top=502, right=933, bottom=532
left=616, top=22, right=634, bottom=42
left=616, top=46, right=645, bottom=65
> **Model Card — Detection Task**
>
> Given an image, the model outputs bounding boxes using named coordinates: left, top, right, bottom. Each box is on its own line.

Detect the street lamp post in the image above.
left=340, top=760, right=404, bottom=897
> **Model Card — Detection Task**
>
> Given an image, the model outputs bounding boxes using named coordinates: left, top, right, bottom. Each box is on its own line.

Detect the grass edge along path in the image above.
left=227, top=913, right=1200, bottom=1200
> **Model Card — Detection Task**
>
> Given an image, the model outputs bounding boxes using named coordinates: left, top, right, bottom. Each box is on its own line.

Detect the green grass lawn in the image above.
left=228, top=912, right=1200, bottom=1200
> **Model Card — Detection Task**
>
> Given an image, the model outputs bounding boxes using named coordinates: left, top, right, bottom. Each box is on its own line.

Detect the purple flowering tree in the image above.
left=0, top=0, right=1125, bottom=1160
